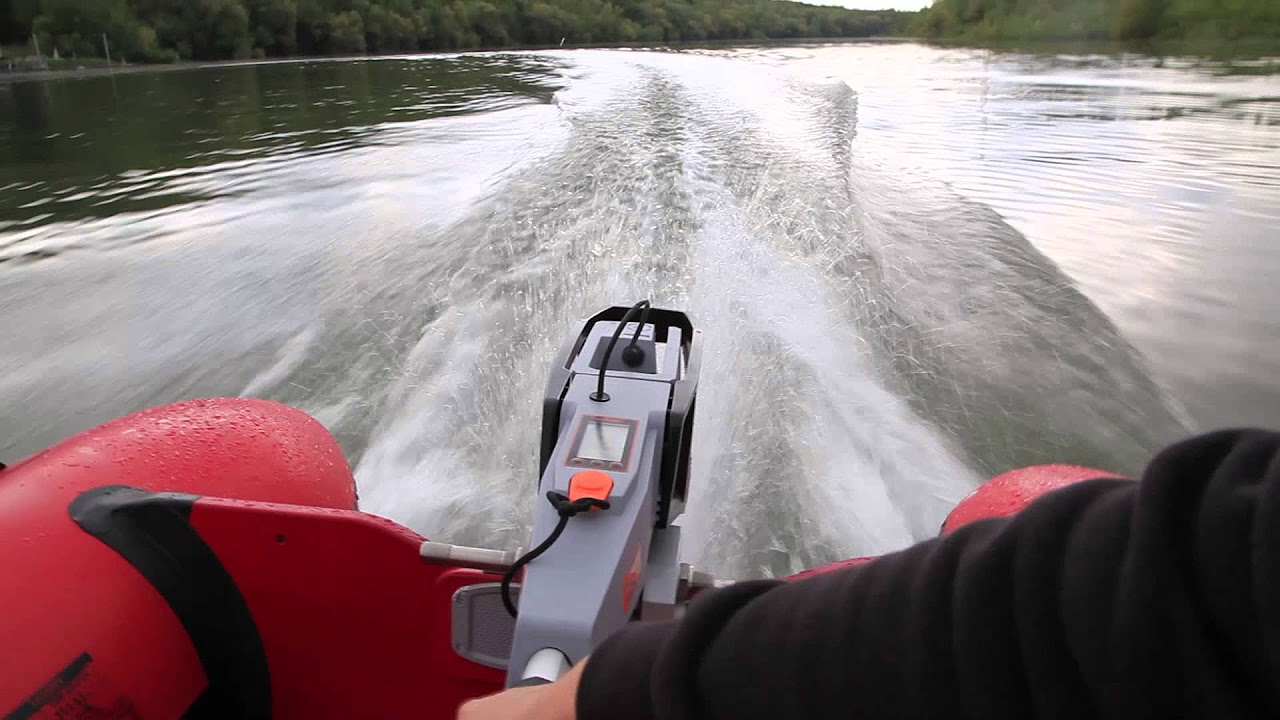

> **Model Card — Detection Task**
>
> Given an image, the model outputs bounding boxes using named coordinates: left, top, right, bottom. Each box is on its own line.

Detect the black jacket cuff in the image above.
left=577, top=621, right=676, bottom=720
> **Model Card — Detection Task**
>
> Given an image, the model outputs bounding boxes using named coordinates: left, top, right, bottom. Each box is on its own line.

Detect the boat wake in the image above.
left=332, top=52, right=1187, bottom=578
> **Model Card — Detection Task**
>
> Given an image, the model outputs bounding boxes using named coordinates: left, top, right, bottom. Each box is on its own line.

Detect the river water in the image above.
left=2, top=44, right=1277, bottom=578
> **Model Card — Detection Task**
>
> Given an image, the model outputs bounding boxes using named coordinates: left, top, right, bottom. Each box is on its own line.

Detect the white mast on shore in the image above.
left=31, top=33, right=48, bottom=69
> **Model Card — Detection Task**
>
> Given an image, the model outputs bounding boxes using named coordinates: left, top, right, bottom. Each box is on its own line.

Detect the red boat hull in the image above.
left=0, top=399, right=1119, bottom=719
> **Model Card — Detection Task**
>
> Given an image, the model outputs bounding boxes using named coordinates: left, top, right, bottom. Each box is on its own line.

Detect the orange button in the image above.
left=569, top=470, right=614, bottom=504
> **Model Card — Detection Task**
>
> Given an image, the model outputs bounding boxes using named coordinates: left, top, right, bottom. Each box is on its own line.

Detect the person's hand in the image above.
left=457, top=657, right=586, bottom=720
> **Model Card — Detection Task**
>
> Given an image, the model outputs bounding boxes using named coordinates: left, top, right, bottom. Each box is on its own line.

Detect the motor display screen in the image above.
left=574, top=419, right=632, bottom=463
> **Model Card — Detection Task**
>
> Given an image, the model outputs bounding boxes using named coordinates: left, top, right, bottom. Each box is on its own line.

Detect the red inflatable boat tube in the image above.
left=0, top=399, right=504, bottom=720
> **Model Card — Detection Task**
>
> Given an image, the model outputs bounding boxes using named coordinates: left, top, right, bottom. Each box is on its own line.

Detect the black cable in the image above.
left=621, top=302, right=652, bottom=368
left=629, top=302, right=651, bottom=351
left=501, top=513, right=569, bottom=618
left=592, top=299, right=649, bottom=402
left=501, top=491, right=611, bottom=618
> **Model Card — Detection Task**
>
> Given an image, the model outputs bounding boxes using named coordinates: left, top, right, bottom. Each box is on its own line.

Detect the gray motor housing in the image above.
left=506, top=307, right=701, bottom=686
left=539, top=307, right=701, bottom=528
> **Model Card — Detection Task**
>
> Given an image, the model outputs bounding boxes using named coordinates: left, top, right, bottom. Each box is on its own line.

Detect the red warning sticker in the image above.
left=5, top=653, right=140, bottom=720
left=622, top=543, right=643, bottom=613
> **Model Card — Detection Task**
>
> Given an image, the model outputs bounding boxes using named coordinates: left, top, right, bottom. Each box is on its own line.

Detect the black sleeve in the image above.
left=576, top=429, right=1280, bottom=720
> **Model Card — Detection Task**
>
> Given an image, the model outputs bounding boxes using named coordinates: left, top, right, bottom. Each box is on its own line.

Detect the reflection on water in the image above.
left=1, top=44, right=1277, bottom=577
left=0, top=55, right=565, bottom=258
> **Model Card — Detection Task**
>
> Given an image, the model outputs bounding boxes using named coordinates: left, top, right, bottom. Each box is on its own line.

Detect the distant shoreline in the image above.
left=0, top=38, right=911, bottom=84
left=0, top=59, right=221, bottom=84
left=2, top=36, right=1275, bottom=85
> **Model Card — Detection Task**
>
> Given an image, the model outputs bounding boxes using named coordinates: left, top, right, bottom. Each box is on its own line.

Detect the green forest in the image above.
left=915, top=0, right=1280, bottom=45
left=0, top=0, right=912, bottom=63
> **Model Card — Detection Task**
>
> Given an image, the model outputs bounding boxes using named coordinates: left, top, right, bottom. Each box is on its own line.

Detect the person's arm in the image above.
left=464, top=429, right=1280, bottom=720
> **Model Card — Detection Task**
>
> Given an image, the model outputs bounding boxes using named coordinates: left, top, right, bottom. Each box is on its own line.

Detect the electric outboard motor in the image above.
left=505, top=304, right=702, bottom=687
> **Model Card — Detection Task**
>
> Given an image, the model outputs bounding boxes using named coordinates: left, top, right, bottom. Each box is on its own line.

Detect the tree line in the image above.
left=0, top=0, right=913, bottom=63
left=914, top=0, right=1280, bottom=44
